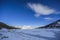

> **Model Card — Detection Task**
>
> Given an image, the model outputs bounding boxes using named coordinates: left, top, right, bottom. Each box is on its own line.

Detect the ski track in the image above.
left=0, top=29, right=60, bottom=40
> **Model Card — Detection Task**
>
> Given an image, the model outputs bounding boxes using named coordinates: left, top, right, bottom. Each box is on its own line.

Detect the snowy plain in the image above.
left=0, top=28, right=60, bottom=40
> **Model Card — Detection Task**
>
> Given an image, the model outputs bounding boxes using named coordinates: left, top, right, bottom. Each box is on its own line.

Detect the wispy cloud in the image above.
left=44, top=17, right=53, bottom=20
left=27, top=3, right=56, bottom=17
left=55, top=11, right=60, bottom=14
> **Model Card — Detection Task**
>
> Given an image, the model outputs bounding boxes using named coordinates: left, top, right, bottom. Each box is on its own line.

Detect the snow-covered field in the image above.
left=0, top=28, right=60, bottom=40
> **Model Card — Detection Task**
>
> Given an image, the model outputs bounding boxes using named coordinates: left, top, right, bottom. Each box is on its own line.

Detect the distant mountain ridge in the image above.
left=0, top=22, right=20, bottom=29
left=37, top=20, right=60, bottom=28
left=1, top=20, right=60, bottom=29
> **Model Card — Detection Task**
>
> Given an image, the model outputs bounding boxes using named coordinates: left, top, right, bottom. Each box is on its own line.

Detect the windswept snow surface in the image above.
left=0, top=28, right=60, bottom=40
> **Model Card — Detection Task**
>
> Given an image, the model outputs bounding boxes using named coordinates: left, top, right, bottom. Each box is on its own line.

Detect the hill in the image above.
left=37, top=20, right=60, bottom=29
left=0, top=22, right=20, bottom=29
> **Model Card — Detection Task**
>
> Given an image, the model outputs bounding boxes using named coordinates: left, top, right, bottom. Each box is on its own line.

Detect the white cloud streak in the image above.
left=27, top=3, right=56, bottom=17
left=44, top=17, right=53, bottom=20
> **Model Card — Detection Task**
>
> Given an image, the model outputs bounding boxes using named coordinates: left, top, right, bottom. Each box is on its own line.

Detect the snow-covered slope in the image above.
left=0, top=28, right=60, bottom=40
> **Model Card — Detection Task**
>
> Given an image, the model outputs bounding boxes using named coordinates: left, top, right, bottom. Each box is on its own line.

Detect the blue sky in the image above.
left=0, top=0, right=60, bottom=27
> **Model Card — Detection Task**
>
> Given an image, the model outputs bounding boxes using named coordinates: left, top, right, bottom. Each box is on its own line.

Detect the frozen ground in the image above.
left=0, top=28, right=60, bottom=40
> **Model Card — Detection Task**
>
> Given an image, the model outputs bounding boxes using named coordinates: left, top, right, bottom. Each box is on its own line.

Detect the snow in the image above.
left=0, top=28, right=60, bottom=40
